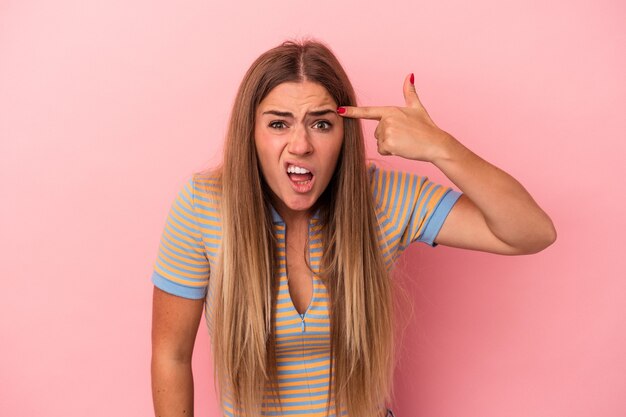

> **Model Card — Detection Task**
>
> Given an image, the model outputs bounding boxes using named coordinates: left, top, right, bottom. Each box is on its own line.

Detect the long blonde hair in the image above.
left=211, top=39, right=395, bottom=417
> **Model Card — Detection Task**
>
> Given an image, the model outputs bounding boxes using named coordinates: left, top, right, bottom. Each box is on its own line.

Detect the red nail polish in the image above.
left=337, top=107, right=346, bottom=114
left=410, top=73, right=414, bottom=85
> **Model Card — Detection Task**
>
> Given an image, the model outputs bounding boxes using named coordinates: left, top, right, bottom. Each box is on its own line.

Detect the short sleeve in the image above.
left=151, top=178, right=210, bottom=299
left=370, top=164, right=462, bottom=259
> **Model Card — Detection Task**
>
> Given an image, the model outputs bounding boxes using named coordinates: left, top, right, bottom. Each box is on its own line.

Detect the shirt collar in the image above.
left=270, top=205, right=283, bottom=224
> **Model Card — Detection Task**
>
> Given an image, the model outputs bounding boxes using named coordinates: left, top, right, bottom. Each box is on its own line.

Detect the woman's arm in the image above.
left=338, top=74, right=556, bottom=255
left=152, top=286, right=205, bottom=417
left=430, top=137, right=555, bottom=254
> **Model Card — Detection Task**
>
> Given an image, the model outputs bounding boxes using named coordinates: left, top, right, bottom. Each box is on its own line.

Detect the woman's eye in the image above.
left=269, top=121, right=287, bottom=129
left=313, top=120, right=332, bottom=130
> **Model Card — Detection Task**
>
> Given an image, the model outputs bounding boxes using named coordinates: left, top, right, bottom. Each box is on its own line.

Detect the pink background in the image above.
left=1, top=1, right=624, bottom=416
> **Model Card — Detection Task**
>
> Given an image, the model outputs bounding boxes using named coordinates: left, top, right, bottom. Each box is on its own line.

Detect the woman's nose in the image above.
left=287, top=126, right=313, bottom=155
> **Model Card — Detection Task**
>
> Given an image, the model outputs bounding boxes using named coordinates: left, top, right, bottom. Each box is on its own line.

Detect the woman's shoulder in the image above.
left=366, top=160, right=406, bottom=180
left=366, top=161, right=416, bottom=192
left=367, top=160, right=433, bottom=189
left=175, top=169, right=223, bottom=217
left=190, top=169, right=223, bottom=198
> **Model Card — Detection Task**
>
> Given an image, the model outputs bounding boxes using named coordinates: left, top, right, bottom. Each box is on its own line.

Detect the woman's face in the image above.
left=254, top=81, right=344, bottom=220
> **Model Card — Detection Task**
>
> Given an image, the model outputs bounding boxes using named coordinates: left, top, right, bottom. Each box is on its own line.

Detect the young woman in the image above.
left=150, top=40, right=556, bottom=417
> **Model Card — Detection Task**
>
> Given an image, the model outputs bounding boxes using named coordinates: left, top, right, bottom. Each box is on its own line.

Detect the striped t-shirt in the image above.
left=151, top=164, right=461, bottom=416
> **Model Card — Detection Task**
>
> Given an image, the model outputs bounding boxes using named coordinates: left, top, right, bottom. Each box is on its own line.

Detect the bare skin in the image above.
left=254, top=81, right=345, bottom=314
left=151, top=287, right=204, bottom=417
left=338, top=74, right=556, bottom=254
left=284, top=215, right=314, bottom=314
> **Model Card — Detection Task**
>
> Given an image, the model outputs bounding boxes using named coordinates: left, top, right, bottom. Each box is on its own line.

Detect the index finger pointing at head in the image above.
left=337, top=106, right=388, bottom=120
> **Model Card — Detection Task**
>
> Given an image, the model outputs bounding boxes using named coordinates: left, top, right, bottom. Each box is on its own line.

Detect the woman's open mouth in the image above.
left=286, top=164, right=314, bottom=193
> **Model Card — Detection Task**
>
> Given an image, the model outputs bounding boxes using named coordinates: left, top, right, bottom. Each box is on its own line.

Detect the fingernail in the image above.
left=337, top=107, right=346, bottom=114
left=410, top=73, right=415, bottom=85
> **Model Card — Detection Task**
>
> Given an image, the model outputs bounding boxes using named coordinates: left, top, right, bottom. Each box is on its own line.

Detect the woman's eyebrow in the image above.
left=307, top=109, right=336, bottom=117
left=262, top=110, right=293, bottom=118
left=261, top=108, right=337, bottom=118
